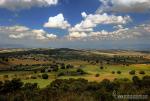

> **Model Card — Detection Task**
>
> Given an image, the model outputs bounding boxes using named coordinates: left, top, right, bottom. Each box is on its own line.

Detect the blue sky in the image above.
left=0, top=0, right=150, bottom=49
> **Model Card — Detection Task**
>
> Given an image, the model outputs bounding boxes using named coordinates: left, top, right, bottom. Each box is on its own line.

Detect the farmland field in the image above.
left=0, top=48, right=149, bottom=88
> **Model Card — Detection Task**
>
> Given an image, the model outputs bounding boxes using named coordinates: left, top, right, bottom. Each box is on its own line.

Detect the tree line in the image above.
left=0, top=75, right=149, bottom=101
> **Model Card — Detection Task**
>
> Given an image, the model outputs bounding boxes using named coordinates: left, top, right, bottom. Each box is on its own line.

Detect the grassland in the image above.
left=0, top=62, right=149, bottom=88
left=0, top=48, right=150, bottom=88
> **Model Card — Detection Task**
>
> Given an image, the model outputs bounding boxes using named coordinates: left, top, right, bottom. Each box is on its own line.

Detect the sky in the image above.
left=0, top=0, right=150, bottom=50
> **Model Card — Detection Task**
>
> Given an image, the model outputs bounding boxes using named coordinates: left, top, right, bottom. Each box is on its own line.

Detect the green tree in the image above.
left=42, top=74, right=48, bottom=79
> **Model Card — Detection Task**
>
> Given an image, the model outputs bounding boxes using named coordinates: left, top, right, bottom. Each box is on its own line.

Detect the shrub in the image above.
left=66, top=64, right=74, bottom=69
left=142, top=76, right=150, bottom=86
left=37, top=75, right=41, bottom=78
left=129, top=70, right=135, bottom=75
left=57, top=72, right=65, bottom=77
left=60, top=63, right=65, bottom=69
left=95, top=74, right=100, bottom=77
left=139, top=71, right=145, bottom=75
left=42, top=74, right=48, bottom=79
left=53, top=67, right=59, bottom=72
left=117, top=71, right=121, bottom=74
left=40, top=69, right=45, bottom=73
left=132, top=76, right=140, bottom=85
left=77, top=69, right=86, bottom=74
left=3, top=75, right=8, bottom=78
left=61, top=65, right=65, bottom=69
left=112, top=71, right=115, bottom=74
left=100, top=66, right=104, bottom=69
left=34, top=70, right=37, bottom=73
left=31, top=75, right=37, bottom=79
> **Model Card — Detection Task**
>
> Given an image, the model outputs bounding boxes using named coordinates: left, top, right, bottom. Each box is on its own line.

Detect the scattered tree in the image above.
left=42, top=74, right=48, bottom=79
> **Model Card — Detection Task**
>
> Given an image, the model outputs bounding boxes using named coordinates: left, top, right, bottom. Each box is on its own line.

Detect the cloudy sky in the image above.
left=0, top=0, right=150, bottom=49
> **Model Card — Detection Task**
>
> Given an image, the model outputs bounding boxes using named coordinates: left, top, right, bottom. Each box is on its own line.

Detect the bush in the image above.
left=132, top=76, right=140, bottom=85
left=129, top=70, right=135, bottom=75
left=3, top=75, right=8, bottom=78
left=117, top=71, right=121, bottom=74
left=37, top=75, right=41, bottom=78
left=100, top=66, right=104, bottom=69
left=42, top=74, right=48, bottom=79
left=57, top=72, right=65, bottom=77
left=2, top=79, right=23, bottom=93
left=60, top=63, right=65, bottom=69
left=53, top=67, right=59, bottom=72
left=139, top=71, right=145, bottom=75
left=112, top=71, right=115, bottom=74
left=77, top=69, right=86, bottom=74
left=66, top=64, right=74, bottom=69
left=142, top=76, right=150, bottom=86
left=34, top=70, right=37, bottom=73
left=31, top=75, right=37, bottom=79
left=95, top=74, right=100, bottom=77
left=40, top=69, right=45, bottom=73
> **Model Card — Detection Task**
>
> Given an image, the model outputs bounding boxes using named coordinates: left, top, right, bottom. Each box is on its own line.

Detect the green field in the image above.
left=0, top=49, right=150, bottom=88
left=0, top=63, right=149, bottom=88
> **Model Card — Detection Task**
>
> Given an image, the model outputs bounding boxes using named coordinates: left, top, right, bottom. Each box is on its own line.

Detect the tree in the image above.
left=132, top=76, right=141, bottom=86
left=142, top=76, right=150, bottom=87
left=31, top=75, right=37, bottom=79
left=42, top=74, right=48, bottom=79
left=60, top=63, right=65, bottom=69
left=117, top=71, right=121, bottom=74
left=1, top=79, right=23, bottom=93
left=77, top=69, right=86, bottom=75
left=139, top=71, right=145, bottom=75
left=100, top=61, right=104, bottom=69
left=40, top=69, right=45, bottom=73
left=57, top=72, right=65, bottom=77
left=23, top=83, right=38, bottom=90
left=112, top=71, right=115, bottom=74
left=129, top=70, right=135, bottom=75
left=95, top=74, right=100, bottom=77
left=66, top=64, right=74, bottom=69
left=100, top=66, right=104, bottom=69
left=53, top=67, right=59, bottom=72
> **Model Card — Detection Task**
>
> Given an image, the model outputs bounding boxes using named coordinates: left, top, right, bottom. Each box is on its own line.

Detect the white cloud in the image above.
left=97, top=0, right=150, bottom=13
left=88, top=24, right=150, bottom=40
left=9, top=33, right=25, bottom=39
left=0, top=0, right=58, bottom=11
left=69, top=12, right=131, bottom=34
left=68, top=32, right=87, bottom=39
left=87, top=28, right=132, bottom=40
left=44, top=13, right=70, bottom=29
left=8, top=25, right=29, bottom=32
left=0, top=25, right=57, bottom=40
left=113, top=25, right=124, bottom=29
left=32, top=29, right=49, bottom=40
left=67, top=23, right=150, bottom=40
left=46, top=34, right=57, bottom=39
left=81, top=12, right=87, bottom=18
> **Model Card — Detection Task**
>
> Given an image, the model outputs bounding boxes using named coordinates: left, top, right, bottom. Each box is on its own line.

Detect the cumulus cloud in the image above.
left=0, top=25, right=57, bottom=40
left=68, top=12, right=131, bottom=39
left=68, top=32, right=87, bottom=39
left=44, top=13, right=71, bottom=29
left=97, top=0, right=150, bottom=13
left=0, top=0, right=58, bottom=11
left=81, top=12, right=87, bottom=18
left=67, top=23, right=150, bottom=40
left=46, top=34, right=57, bottom=39
left=70, top=12, right=131, bottom=32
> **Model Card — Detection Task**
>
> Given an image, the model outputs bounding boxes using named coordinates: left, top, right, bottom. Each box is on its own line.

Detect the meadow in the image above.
left=0, top=49, right=149, bottom=88
left=0, top=48, right=150, bottom=101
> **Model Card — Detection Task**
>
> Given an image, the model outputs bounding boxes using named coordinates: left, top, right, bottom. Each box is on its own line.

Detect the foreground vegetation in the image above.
left=0, top=76, right=149, bottom=101
left=0, top=48, right=149, bottom=100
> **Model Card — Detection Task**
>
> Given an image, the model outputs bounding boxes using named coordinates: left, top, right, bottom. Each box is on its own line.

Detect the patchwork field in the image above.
left=0, top=48, right=150, bottom=88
